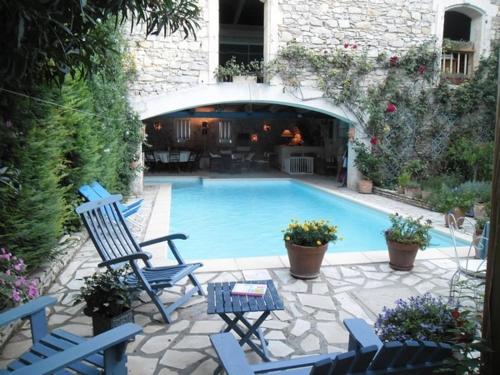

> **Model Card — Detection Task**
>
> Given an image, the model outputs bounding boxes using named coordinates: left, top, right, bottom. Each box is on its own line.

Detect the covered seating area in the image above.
left=143, top=103, right=349, bottom=176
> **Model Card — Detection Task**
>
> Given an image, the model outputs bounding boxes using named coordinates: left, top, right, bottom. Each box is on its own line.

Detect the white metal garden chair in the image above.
left=447, top=213, right=487, bottom=304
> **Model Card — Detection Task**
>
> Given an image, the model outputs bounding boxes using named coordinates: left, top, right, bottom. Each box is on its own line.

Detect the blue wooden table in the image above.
left=207, top=280, right=284, bottom=364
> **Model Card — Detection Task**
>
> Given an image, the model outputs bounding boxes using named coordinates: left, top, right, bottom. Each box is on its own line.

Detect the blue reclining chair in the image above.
left=76, top=195, right=204, bottom=324
left=79, top=183, right=141, bottom=219
left=0, top=296, right=141, bottom=374
left=90, top=181, right=143, bottom=212
left=210, top=318, right=453, bottom=375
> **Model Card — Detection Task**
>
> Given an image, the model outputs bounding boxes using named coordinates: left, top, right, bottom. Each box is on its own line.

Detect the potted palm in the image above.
left=353, top=142, right=380, bottom=194
left=384, top=214, right=431, bottom=271
left=74, top=267, right=135, bottom=336
left=283, top=219, right=340, bottom=279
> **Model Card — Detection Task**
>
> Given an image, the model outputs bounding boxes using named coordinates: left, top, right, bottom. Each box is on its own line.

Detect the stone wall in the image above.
left=277, top=0, right=435, bottom=57
left=126, top=0, right=499, bottom=100
left=126, top=0, right=211, bottom=97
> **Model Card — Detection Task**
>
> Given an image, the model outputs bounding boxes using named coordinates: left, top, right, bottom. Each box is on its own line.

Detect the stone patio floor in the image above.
left=0, top=180, right=464, bottom=374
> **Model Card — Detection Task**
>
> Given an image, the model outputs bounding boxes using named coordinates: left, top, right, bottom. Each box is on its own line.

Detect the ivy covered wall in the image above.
left=0, top=24, right=142, bottom=269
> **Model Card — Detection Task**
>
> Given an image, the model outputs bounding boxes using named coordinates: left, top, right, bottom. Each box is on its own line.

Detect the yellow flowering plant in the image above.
left=283, top=219, right=339, bottom=247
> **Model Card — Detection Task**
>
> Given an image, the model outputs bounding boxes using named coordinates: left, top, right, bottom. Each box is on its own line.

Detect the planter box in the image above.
left=233, top=75, right=257, bottom=84
left=92, top=309, right=134, bottom=336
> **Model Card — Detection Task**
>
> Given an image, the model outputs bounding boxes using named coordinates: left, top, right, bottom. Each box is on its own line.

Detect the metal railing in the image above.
left=283, top=157, right=314, bottom=175
left=441, top=50, right=474, bottom=78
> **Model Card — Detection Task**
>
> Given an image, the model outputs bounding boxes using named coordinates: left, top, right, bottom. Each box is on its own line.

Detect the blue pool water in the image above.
left=164, top=179, right=465, bottom=259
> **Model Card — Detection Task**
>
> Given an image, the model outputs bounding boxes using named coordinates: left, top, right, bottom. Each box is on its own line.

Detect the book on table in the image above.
left=231, top=283, right=267, bottom=297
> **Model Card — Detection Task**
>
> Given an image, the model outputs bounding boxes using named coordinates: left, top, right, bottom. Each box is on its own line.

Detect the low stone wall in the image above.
left=0, top=232, right=88, bottom=349
left=373, top=187, right=433, bottom=211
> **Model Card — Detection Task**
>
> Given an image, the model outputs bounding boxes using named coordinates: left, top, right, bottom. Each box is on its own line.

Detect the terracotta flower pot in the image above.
left=421, top=190, right=432, bottom=200
left=444, top=208, right=465, bottom=228
left=473, top=203, right=486, bottom=219
left=92, top=309, right=134, bottom=336
left=404, top=186, right=421, bottom=199
left=358, top=179, right=373, bottom=194
left=386, top=239, right=420, bottom=271
left=285, top=242, right=328, bottom=279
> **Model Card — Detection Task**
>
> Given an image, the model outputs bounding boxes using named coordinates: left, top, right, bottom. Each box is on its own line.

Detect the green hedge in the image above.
left=0, top=24, right=142, bottom=269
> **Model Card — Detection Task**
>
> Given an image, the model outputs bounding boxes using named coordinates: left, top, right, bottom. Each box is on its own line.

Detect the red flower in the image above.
left=417, top=64, right=426, bottom=74
left=389, top=55, right=398, bottom=67
left=370, top=136, right=378, bottom=145
left=451, top=308, right=460, bottom=320
left=352, top=44, right=358, bottom=49
left=344, top=42, right=349, bottom=48
left=386, top=103, right=397, bottom=113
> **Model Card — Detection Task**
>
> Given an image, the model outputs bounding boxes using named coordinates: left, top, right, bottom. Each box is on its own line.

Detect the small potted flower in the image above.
left=384, top=214, right=431, bottom=271
left=283, top=219, right=340, bottom=279
left=375, top=293, right=475, bottom=343
left=376, top=294, right=479, bottom=373
left=0, top=247, right=39, bottom=311
left=74, top=267, right=135, bottom=336
left=353, top=141, right=380, bottom=194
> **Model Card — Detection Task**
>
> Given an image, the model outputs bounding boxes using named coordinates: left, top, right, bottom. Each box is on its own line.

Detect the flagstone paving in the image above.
left=0, top=183, right=468, bottom=374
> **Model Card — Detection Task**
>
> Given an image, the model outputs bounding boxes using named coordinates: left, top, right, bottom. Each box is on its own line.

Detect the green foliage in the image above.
left=384, top=214, right=431, bottom=249
left=398, top=172, right=411, bottom=188
left=283, top=219, right=340, bottom=247
left=271, top=42, right=497, bottom=187
left=0, top=23, right=142, bottom=268
left=73, top=267, right=134, bottom=318
left=353, top=142, right=381, bottom=183
left=214, top=57, right=265, bottom=82
left=456, top=181, right=491, bottom=204
left=426, top=187, right=475, bottom=213
left=0, top=0, right=201, bottom=87
left=446, top=137, right=494, bottom=182
left=421, top=175, right=461, bottom=192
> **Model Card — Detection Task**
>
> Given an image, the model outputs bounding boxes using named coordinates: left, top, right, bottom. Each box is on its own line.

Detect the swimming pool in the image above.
left=160, top=178, right=465, bottom=260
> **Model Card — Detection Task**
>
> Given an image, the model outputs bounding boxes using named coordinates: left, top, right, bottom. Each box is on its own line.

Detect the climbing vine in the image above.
left=267, top=40, right=497, bottom=187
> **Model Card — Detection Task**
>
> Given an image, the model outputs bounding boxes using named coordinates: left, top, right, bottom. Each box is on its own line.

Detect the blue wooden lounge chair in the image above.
left=210, top=318, right=453, bottom=374
left=0, top=296, right=141, bottom=374
left=79, top=184, right=140, bottom=219
left=90, top=181, right=143, bottom=212
left=76, top=195, right=204, bottom=324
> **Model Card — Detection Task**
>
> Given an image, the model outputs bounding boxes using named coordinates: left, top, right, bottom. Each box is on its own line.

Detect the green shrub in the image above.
left=0, top=22, right=142, bottom=269
left=456, top=181, right=491, bottom=204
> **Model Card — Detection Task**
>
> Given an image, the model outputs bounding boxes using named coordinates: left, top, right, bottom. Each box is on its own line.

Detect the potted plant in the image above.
left=397, top=171, right=410, bottom=194
left=283, top=219, right=340, bottom=279
left=74, top=267, right=135, bottom=336
left=428, top=188, right=474, bottom=227
left=404, top=180, right=422, bottom=199
left=214, top=57, right=263, bottom=83
left=384, top=214, right=431, bottom=271
left=375, top=293, right=475, bottom=342
left=353, top=142, right=380, bottom=194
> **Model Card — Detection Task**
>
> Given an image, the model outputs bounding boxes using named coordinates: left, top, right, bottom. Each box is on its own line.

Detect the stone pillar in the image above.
left=131, top=125, right=145, bottom=195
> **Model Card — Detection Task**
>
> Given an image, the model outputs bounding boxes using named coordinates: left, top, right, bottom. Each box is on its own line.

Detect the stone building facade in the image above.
left=127, top=0, right=499, bottom=99
left=126, top=0, right=499, bottom=191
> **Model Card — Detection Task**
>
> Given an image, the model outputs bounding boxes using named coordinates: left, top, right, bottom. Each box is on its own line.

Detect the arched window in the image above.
left=441, top=9, right=476, bottom=82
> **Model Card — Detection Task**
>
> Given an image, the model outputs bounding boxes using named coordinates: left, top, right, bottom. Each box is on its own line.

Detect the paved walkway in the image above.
left=0, top=181, right=463, bottom=374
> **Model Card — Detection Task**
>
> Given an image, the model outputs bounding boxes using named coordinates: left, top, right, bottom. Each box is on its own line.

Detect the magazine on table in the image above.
left=231, top=283, right=267, bottom=297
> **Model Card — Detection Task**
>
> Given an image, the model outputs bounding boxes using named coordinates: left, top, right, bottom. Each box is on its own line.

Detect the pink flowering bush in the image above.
left=0, top=247, right=38, bottom=310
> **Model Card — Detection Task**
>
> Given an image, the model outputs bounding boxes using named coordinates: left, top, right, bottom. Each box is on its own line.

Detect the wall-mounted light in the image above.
left=153, top=121, right=162, bottom=132
left=280, top=129, right=293, bottom=138
left=250, top=133, right=258, bottom=143
left=263, top=123, right=271, bottom=132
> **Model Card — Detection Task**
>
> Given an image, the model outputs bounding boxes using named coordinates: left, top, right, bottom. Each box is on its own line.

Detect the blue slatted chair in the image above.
left=89, top=181, right=143, bottom=212
left=210, top=319, right=453, bottom=375
left=76, top=195, right=204, bottom=324
left=79, top=184, right=140, bottom=219
left=0, top=296, right=141, bottom=374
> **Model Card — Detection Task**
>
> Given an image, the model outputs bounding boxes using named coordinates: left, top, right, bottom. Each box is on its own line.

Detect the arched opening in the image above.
left=440, top=6, right=485, bottom=83
left=143, top=102, right=350, bottom=180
